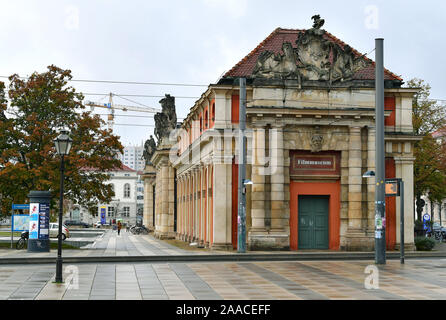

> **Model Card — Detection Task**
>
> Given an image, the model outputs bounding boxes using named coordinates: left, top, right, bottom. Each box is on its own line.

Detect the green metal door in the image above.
left=298, top=195, right=329, bottom=249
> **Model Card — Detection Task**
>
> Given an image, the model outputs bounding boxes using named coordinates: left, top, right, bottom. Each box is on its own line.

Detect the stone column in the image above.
left=206, top=165, right=211, bottom=246
left=395, top=156, right=416, bottom=251
left=270, top=124, right=285, bottom=231
left=168, top=166, right=175, bottom=237
left=192, top=169, right=196, bottom=241
left=186, top=172, right=191, bottom=241
left=249, top=124, right=276, bottom=250
left=155, top=164, right=162, bottom=232
left=199, top=166, right=204, bottom=245
left=367, top=127, right=376, bottom=234
left=345, top=126, right=373, bottom=251
left=142, top=164, right=156, bottom=231
left=152, top=147, right=176, bottom=240
left=348, top=126, right=362, bottom=230
left=160, top=165, right=169, bottom=235
left=176, top=177, right=182, bottom=239
left=195, top=168, right=200, bottom=241
left=250, top=126, right=266, bottom=231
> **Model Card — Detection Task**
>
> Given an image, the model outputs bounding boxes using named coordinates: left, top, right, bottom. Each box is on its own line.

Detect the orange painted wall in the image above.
left=204, top=168, right=207, bottom=243
left=231, top=95, right=239, bottom=124
left=210, top=100, right=215, bottom=128
left=385, top=157, right=396, bottom=250
left=289, top=180, right=341, bottom=250
left=385, top=97, right=396, bottom=127
left=204, top=106, right=209, bottom=130
left=210, top=166, right=214, bottom=245
left=199, top=112, right=203, bottom=135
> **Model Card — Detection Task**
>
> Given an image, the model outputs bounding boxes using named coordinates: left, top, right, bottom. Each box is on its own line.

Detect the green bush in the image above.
left=414, top=220, right=424, bottom=230
left=414, top=236, right=436, bottom=251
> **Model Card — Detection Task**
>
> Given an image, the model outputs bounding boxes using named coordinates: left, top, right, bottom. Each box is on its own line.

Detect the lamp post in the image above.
left=237, top=78, right=247, bottom=253
left=53, top=130, right=72, bottom=283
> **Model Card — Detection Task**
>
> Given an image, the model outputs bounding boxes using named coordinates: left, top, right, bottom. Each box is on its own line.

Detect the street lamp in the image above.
left=362, top=170, right=375, bottom=178
left=53, top=129, right=72, bottom=283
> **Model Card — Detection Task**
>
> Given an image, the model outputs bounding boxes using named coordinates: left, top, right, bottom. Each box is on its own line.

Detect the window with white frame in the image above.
left=124, top=183, right=131, bottom=198
left=123, top=207, right=130, bottom=217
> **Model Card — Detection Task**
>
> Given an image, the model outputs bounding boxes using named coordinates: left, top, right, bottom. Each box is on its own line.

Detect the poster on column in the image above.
left=100, top=206, right=106, bottom=225
left=38, top=203, right=50, bottom=239
left=29, top=203, right=39, bottom=239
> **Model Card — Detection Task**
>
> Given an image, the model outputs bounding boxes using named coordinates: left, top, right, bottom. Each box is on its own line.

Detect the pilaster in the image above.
left=142, top=164, right=156, bottom=231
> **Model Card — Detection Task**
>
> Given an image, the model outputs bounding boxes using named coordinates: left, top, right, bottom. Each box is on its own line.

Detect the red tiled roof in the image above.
left=432, top=127, right=446, bottom=138
left=224, top=28, right=402, bottom=81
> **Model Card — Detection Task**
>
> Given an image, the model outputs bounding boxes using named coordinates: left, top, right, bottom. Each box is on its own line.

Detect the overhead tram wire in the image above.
left=2, top=75, right=446, bottom=103
left=93, top=113, right=185, bottom=120
left=0, top=75, right=209, bottom=88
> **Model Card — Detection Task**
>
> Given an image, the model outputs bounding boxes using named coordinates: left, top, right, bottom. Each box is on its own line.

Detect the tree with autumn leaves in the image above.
left=409, top=78, right=446, bottom=222
left=0, top=65, right=123, bottom=218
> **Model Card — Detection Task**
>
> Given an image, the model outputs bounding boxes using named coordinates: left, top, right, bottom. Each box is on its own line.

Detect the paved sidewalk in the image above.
left=0, top=230, right=222, bottom=259
left=1, top=230, right=446, bottom=263
left=1, top=259, right=445, bottom=300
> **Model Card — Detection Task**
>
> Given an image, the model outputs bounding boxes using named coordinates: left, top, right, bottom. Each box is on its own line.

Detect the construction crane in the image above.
left=84, top=93, right=161, bottom=130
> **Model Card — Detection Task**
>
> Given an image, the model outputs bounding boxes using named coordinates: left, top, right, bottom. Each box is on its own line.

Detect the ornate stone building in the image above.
left=143, top=19, right=418, bottom=251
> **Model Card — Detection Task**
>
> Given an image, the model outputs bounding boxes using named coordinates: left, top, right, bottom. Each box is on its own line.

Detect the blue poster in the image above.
left=38, top=203, right=50, bottom=240
left=29, top=203, right=39, bottom=239
left=423, top=213, right=431, bottom=232
left=100, top=206, right=106, bottom=225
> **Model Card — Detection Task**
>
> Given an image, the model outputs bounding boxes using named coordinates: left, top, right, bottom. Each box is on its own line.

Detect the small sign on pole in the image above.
left=385, top=178, right=405, bottom=263
left=12, top=204, right=30, bottom=210
left=385, top=179, right=400, bottom=197
left=423, top=213, right=431, bottom=232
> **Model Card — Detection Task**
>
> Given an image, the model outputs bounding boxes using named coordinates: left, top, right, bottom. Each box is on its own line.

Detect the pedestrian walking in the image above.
left=117, top=221, right=122, bottom=236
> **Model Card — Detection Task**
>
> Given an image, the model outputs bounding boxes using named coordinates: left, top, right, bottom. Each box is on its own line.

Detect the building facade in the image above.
left=145, top=22, right=418, bottom=251
left=70, top=164, right=143, bottom=225
left=121, top=144, right=145, bottom=172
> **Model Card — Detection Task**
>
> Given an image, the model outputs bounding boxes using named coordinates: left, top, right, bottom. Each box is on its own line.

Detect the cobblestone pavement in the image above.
left=0, top=259, right=445, bottom=300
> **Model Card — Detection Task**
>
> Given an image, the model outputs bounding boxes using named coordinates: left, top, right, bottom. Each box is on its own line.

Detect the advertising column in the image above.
left=27, top=191, right=51, bottom=252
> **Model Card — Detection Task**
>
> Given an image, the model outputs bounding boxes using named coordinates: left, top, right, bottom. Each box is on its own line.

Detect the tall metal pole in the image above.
left=400, top=180, right=405, bottom=264
left=55, top=154, right=64, bottom=283
left=237, top=78, right=247, bottom=253
left=375, top=38, right=386, bottom=264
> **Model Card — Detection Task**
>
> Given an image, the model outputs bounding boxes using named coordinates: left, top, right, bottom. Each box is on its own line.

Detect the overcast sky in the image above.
left=1, top=0, right=445, bottom=146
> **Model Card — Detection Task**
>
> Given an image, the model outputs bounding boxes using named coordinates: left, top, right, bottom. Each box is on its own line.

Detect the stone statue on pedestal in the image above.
left=142, top=135, right=157, bottom=165
left=154, top=94, right=177, bottom=146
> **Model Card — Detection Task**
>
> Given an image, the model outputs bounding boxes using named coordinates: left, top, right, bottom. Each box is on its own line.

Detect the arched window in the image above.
left=124, top=183, right=131, bottom=198
left=205, top=110, right=208, bottom=128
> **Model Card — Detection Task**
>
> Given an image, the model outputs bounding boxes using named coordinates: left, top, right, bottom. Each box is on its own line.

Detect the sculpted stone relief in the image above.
left=252, top=16, right=370, bottom=83
left=284, top=127, right=350, bottom=152
left=310, top=129, right=324, bottom=153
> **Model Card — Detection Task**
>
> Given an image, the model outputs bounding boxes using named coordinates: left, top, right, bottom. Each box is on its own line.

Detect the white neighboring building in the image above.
left=120, top=144, right=145, bottom=172
left=67, top=164, right=144, bottom=225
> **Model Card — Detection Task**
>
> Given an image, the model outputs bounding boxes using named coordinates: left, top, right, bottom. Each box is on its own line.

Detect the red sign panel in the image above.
left=290, top=151, right=341, bottom=176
